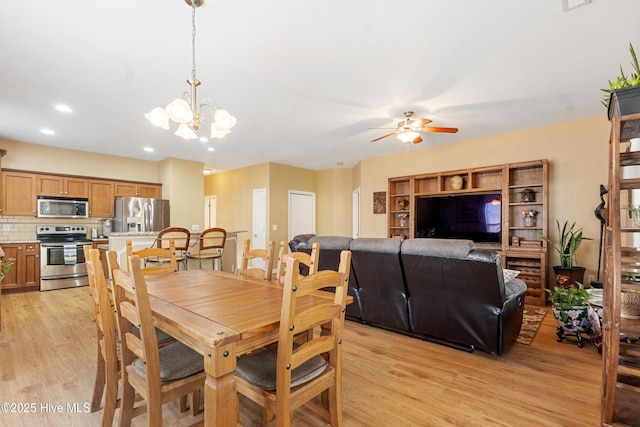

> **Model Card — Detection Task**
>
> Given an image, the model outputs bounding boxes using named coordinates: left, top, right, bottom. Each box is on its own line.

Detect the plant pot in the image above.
left=553, top=266, right=586, bottom=288
left=608, top=86, right=640, bottom=121
left=552, top=304, right=591, bottom=333
left=524, top=216, right=536, bottom=227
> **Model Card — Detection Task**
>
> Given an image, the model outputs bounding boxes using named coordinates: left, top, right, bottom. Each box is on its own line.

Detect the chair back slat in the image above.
left=126, top=239, right=177, bottom=274
left=240, top=239, right=275, bottom=281
left=274, top=241, right=319, bottom=284
left=200, top=228, right=226, bottom=250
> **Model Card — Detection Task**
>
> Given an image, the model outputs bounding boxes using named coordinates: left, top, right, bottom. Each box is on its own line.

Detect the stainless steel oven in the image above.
left=37, top=225, right=92, bottom=291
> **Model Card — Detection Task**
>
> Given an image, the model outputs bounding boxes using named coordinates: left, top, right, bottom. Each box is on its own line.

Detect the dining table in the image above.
left=144, top=268, right=349, bottom=426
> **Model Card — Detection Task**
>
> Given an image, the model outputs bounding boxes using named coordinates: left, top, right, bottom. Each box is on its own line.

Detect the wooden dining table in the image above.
left=144, top=268, right=348, bottom=426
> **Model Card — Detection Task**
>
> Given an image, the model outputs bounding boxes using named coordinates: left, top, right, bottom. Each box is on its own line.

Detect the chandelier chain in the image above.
left=191, top=2, right=197, bottom=82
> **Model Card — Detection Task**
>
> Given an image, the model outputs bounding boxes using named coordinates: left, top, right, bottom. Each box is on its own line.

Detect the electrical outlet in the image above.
left=272, top=224, right=278, bottom=231
left=191, top=224, right=200, bottom=231
left=2, top=224, right=10, bottom=231
left=588, top=274, right=595, bottom=284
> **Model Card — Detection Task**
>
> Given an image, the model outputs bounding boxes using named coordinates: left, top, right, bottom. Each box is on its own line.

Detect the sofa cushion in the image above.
left=401, top=238, right=475, bottom=259
left=308, top=236, right=353, bottom=250
left=349, top=237, right=402, bottom=254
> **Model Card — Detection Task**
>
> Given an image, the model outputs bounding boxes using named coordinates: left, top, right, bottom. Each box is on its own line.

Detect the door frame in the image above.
left=288, top=190, right=316, bottom=242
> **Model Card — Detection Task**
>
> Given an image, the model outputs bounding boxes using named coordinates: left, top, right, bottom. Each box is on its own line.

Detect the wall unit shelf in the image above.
left=388, top=159, right=548, bottom=305
left=602, top=108, right=640, bottom=426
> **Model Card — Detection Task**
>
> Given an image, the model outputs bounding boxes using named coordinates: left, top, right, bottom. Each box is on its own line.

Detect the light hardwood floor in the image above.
left=0, top=287, right=601, bottom=426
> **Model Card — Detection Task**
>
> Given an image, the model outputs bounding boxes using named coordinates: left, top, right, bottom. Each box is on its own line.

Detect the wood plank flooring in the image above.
left=0, top=287, right=601, bottom=426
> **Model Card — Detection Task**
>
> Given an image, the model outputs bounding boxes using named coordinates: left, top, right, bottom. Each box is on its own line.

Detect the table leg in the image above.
left=204, top=343, right=238, bottom=427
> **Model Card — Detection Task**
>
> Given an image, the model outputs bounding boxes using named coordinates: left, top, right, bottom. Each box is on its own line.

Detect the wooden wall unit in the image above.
left=1, top=171, right=37, bottom=216
left=37, top=174, right=88, bottom=198
left=601, top=109, right=640, bottom=426
left=388, top=159, right=548, bottom=305
left=88, top=180, right=115, bottom=218
left=114, top=182, right=161, bottom=198
left=0, top=242, right=40, bottom=291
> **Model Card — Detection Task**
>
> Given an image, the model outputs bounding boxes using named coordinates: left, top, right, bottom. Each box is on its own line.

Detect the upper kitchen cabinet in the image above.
left=1, top=171, right=37, bottom=216
left=88, top=180, right=114, bottom=218
left=37, top=174, right=88, bottom=198
left=114, top=182, right=162, bottom=198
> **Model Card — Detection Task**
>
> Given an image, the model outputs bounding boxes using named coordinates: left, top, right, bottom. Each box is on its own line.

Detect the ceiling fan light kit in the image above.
left=371, top=111, right=458, bottom=144
left=145, top=0, right=236, bottom=140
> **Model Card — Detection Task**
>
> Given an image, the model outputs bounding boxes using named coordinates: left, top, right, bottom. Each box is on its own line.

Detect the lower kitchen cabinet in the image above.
left=0, top=242, right=40, bottom=291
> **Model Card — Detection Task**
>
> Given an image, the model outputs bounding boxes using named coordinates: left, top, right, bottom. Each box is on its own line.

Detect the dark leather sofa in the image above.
left=289, top=234, right=527, bottom=355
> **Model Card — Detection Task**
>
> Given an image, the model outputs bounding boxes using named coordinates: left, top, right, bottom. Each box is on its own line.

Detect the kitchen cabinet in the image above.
left=114, top=182, right=162, bottom=198
left=1, top=171, right=37, bottom=216
left=89, top=180, right=114, bottom=218
left=0, top=242, right=40, bottom=291
left=37, top=174, right=88, bottom=198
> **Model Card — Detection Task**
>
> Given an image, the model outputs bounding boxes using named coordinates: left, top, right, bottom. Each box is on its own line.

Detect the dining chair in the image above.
left=104, top=250, right=196, bottom=416
left=111, top=253, right=206, bottom=427
left=84, top=245, right=120, bottom=427
left=240, top=239, right=275, bottom=281
left=187, top=227, right=226, bottom=270
left=235, top=250, right=352, bottom=426
left=274, top=241, right=319, bottom=284
left=157, top=227, right=191, bottom=270
left=126, top=239, right=177, bottom=275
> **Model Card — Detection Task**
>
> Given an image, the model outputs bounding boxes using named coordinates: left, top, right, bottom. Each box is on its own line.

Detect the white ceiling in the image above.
left=0, top=0, right=638, bottom=172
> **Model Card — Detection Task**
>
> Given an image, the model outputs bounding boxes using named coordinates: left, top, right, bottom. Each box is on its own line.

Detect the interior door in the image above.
left=252, top=188, right=267, bottom=269
left=288, top=191, right=316, bottom=241
left=204, top=195, right=217, bottom=228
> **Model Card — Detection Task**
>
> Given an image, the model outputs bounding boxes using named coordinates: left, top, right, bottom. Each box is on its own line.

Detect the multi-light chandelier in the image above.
left=145, top=0, right=236, bottom=140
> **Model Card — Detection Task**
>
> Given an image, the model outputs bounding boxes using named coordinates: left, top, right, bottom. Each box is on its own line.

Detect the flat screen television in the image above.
left=415, top=192, right=502, bottom=244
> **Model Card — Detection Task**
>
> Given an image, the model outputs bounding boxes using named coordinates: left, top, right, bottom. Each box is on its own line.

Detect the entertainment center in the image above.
left=388, top=159, right=548, bottom=305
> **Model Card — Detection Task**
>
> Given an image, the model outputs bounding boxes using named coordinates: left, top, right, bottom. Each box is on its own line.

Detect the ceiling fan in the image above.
left=370, top=111, right=458, bottom=144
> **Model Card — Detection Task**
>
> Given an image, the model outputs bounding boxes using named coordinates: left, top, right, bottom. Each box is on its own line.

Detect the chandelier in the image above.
left=145, top=0, right=236, bottom=140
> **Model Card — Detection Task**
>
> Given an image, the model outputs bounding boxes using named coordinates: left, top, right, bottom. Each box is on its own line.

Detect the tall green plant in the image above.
left=534, top=220, right=585, bottom=268
left=602, top=42, right=640, bottom=108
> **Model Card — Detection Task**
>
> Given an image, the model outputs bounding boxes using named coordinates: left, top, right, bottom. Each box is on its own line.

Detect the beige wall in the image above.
left=0, top=139, right=204, bottom=233
left=159, top=158, right=205, bottom=231
left=316, top=168, right=353, bottom=236
left=0, top=138, right=159, bottom=182
left=356, top=115, right=611, bottom=281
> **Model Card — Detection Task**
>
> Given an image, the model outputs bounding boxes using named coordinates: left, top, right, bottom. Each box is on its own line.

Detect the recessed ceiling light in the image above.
left=203, top=168, right=212, bottom=175
left=336, top=161, right=343, bottom=166
left=40, top=128, right=55, bottom=135
left=199, top=137, right=208, bottom=143
left=143, top=147, right=154, bottom=152
left=55, top=104, right=73, bottom=113
left=208, top=147, right=215, bottom=152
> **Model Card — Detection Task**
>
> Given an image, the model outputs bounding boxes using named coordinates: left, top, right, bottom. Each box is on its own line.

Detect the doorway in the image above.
left=288, top=191, right=316, bottom=241
left=252, top=188, right=267, bottom=269
left=352, top=187, right=360, bottom=239
left=204, top=195, right=217, bottom=228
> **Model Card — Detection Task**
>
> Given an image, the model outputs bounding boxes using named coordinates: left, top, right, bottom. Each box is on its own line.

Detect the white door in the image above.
left=352, top=187, right=360, bottom=239
left=204, top=195, right=217, bottom=228
left=252, top=188, right=267, bottom=269
left=288, top=191, right=316, bottom=241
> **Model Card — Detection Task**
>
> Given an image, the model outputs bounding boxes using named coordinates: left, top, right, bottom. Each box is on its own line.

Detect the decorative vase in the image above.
left=552, top=304, right=592, bottom=347
left=524, top=216, right=535, bottom=227
left=399, top=219, right=407, bottom=227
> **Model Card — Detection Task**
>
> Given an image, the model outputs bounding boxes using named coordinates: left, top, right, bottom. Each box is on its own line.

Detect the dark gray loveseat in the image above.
left=289, top=234, right=527, bottom=355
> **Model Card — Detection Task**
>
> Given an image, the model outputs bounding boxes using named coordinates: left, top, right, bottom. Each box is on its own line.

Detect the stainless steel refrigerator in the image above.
left=113, top=197, right=170, bottom=232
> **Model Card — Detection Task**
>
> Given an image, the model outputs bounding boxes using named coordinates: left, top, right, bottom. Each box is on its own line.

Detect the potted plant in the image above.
left=602, top=42, right=640, bottom=120
left=0, top=255, right=14, bottom=331
left=534, top=220, right=588, bottom=288
left=546, top=282, right=592, bottom=347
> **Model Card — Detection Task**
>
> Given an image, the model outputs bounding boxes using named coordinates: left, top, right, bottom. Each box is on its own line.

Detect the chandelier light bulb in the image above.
left=175, top=123, right=198, bottom=140
left=144, top=107, right=170, bottom=129
left=211, top=127, right=230, bottom=139
left=213, top=109, right=237, bottom=131
left=165, top=98, right=194, bottom=124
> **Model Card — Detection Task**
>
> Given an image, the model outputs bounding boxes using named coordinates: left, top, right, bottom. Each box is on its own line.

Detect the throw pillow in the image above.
left=503, top=268, right=520, bottom=283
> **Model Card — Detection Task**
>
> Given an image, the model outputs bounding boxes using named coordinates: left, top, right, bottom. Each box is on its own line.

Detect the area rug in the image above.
left=516, top=308, right=547, bottom=345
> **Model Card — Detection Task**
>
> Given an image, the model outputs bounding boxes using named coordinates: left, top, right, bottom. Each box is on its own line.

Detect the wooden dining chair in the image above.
left=111, top=254, right=206, bottom=427
left=235, top=250, right=352, bottom=426
left=187, top=227, right=226, bottom=270
left=274, top=241, right=319, bottom=285
left=240, top=239, right=275, bottom=281
left=157, top=227, right=191, bottom=270
left=84, top=245, right=120, bottom=427
left=126, top=239, right=177, bottom=275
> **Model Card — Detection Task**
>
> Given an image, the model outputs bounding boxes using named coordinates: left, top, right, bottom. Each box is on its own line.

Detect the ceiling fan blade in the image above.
left=371, top=132, right=397, bottom=142
left=412, top=136, right=423, bottom=144
left=410, top=118, right=432, bottom=129
left=423, top=126, right=459, bottom=133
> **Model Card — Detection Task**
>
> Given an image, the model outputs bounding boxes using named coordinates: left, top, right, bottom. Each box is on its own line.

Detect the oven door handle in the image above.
left=41, top=273, right=88, bottom=280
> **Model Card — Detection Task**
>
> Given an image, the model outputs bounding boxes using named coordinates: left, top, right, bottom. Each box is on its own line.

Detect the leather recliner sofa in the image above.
left=289, top=234, right=527, bottom=355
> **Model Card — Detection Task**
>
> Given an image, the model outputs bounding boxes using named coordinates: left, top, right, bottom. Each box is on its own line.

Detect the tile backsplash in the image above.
left=0, top=216, right=105, bottom=242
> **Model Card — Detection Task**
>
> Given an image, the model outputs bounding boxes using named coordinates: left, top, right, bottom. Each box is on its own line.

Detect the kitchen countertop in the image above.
left=0, top=240, right=41, bottom=244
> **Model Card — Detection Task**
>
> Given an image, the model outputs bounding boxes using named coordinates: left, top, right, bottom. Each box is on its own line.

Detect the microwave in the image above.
left=37, top=197, right=89, bottom=218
